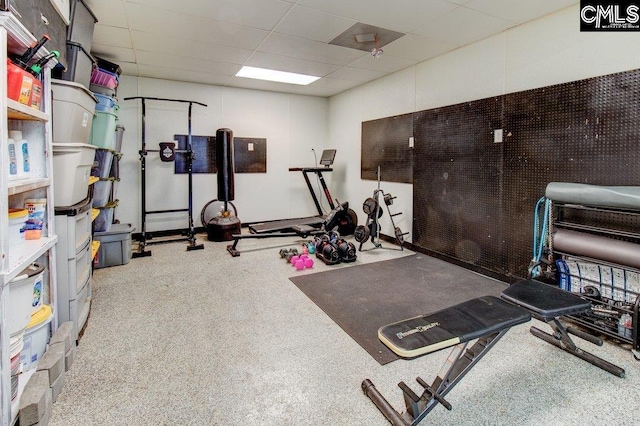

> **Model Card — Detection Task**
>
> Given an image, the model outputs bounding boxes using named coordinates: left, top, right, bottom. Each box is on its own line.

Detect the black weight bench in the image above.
left=362, top=279, right=625, bottom=426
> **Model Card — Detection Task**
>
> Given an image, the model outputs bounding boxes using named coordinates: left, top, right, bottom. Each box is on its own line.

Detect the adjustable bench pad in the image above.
left=501, top=279, right=591, bottom=320
left=379, top=296, right=531, bottom=358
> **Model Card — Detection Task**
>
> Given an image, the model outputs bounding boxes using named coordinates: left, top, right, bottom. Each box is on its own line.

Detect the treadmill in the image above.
left=248, top=149, right=337, bottom=234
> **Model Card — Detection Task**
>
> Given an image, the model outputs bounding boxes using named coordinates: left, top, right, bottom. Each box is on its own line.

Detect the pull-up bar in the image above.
left=124, top=96, right=208, bottom=257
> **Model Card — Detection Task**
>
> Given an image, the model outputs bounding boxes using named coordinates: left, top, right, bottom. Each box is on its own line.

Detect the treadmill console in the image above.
left=320, top=149, right=337, bottom=167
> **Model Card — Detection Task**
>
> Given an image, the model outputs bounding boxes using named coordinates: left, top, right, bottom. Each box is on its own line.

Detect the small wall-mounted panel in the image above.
left=234, top=137, right=267, bottom=173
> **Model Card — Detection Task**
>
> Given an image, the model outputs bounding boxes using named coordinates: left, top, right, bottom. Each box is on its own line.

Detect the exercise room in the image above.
left=2, top=0, right=640, bottom=425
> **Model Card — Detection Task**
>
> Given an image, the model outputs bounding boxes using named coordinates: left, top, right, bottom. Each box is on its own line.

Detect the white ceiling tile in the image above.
left=138, top=64, right=232, bottom=86
left=85, top=0, right=128, bottom=28
left=382, top=33, right=458, bottom=62
left=90, top=44, right=136, bottom=63
left=465, top=0, right=578, bottom=24
left=413, top=6, right=515, bottom=45
left=325, top=67, right=386, bottom=82
left=309, top=77, right=363, bottom=91
left=92, top=25, right=132, bottom=49
left=348, top=54, right=418, bottom=74
left=260, top=33, right=367, bottom=66
left=274, top=5, right=356, bottom=42
left=246, top=52, right=342, bottom=76
left=135, top=50, right=242, bottom=76
left=297, top=0, right=458, bottom=32
left=126, top=0, right=293, bottom=30
left=291, top=85, right=344, bottom=97
left=131, top=31, right=252, bottom=65
left=126, top=3, right=269, bottom=50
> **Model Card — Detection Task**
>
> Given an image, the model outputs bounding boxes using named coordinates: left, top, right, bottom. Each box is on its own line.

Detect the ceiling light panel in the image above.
left=236, top=66, right=321, bottom=85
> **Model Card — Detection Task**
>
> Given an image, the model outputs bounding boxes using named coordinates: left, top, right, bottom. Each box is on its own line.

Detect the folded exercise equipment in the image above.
left=362, top=279, right=625, bottom=425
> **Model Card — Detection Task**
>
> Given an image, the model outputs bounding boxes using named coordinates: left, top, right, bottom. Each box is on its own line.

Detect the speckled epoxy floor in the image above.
left=49, top=234, right=639, bottom=425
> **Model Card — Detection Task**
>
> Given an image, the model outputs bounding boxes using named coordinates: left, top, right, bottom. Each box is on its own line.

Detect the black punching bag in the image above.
left=216, top=128, right=235, bottom=201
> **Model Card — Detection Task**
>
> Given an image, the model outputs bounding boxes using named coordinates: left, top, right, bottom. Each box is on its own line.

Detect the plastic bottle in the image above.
left=8, top=130, right=30, bottom=179
left=618, top=313, right=632, bottom=339
left=7, top=135, right=18, bottom=180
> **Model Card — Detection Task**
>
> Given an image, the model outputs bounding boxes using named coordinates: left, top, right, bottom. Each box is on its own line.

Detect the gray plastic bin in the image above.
left=94, top=223, right=133, bottom=269
left=67, top=0, right=98, bottom=48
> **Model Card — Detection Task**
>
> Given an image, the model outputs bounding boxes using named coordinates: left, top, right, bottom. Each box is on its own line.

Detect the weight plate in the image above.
left=354, top=225, right=370, bottom=243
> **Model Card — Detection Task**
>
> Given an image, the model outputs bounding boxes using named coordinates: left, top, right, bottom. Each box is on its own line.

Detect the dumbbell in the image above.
left=336, top=238, right=356, bottom=262
left=279, top=248, right=299, bottom=261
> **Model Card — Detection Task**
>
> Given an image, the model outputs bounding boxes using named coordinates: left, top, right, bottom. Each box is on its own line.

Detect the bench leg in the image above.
left=363, top=329, right=510, bottom=425
left=530, top=318, right=625, bottom=378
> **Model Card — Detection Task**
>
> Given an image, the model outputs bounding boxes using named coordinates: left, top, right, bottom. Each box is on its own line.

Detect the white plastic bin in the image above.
left=53, top=143, right=97, bottom=207
left=20, top=305, right=53, bottom=371
left=52, top=79, right=97, bottom=143
left=8, top=263, right=45, bottom=337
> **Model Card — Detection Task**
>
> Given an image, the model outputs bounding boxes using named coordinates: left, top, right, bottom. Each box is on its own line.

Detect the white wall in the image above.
left=115, top=77, right=331, bottom=232
left=329, top=4, right=640, bottom=243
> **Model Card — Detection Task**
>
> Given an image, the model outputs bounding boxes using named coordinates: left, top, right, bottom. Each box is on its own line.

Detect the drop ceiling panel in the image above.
left=413, top=6, right=515, bottom=45
left=464, top=0, right=578, bottom=24
left=90, top=44, right=137, bottom=63
left=274, top=5, right=356, bottom=42
left=126, top=0, right=293, bottom=30
left=348, top=54, right=418, bottom=74
left=126, top=3, right=269, bottom=50
left=326, top=67, right=386, bottom=83
left=246, top=52, right=342, bottom=76
left=135, top=50, right=241, bottom=76
left=131, top=31, right=253, bottom=64
left=297, top=0, right=458, bottom=33
left=138, top=64, right=233, bottom=86
left=92, top=25, right=133, bottom=48
left=259, top=32, right=367, bottom=65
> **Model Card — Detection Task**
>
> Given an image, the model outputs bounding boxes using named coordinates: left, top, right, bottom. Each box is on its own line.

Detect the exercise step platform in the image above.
left=248, top=216, right=324, bottom=234
left=363, top=279, right=625, bottom=425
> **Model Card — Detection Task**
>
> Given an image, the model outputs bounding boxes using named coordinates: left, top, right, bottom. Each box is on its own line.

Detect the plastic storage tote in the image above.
left=93, top=200, right=117, bottom=232
left=67, top=0, right=98, bottom=49
left=52, top=143, right=97, bottom=206
left=91, top=148, right=115, bottom=178
left=92, top=179, right=113, bottom=207
left=52, top=79, right=97, bottom=144
left=93, top=223, right=134, bottom=268
left=90, top=111, right=117, bottom=149
left=94, top=93, right=118, bottom=113
left=90, top=67, right=118, bottom=89
left=52, top=42, right=96, bottom=89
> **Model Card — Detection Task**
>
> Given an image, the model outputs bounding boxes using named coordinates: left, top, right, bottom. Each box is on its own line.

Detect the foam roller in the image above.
left=553, top=228, right=640, bottom=270
left=545, top=182, right=640, bottom=210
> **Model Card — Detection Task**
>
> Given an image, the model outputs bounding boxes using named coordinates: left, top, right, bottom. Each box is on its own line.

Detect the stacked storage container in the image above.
left=51, top=0, right=99, bottom=343
left=88, top=57, right=134, bottom=268
left=89, top=56, right=122, bottom=234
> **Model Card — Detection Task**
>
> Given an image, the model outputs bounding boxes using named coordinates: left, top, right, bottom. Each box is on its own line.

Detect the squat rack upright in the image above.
left=124, top=96, right=207, bottom=257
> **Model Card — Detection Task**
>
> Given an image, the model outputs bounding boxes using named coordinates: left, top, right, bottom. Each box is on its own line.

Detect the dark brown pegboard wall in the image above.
left=361, top=113, right=413, bottom=183
left=413, top=97, right=506, bottom=274
left=407, top=68, right=640, bottom=280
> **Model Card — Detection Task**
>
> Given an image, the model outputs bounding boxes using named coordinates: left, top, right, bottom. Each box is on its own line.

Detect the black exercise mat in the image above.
left=289, top=254, right=508, bottom=365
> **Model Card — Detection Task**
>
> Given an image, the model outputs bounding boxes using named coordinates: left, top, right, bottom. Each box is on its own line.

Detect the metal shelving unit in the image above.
left=550, top=202, right=640, bottom=359
left=0, top=12, right=58, bottom=425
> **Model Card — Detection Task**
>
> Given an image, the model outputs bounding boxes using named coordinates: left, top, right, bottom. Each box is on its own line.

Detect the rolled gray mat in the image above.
left=553, top=228, right=640, bottom=270
left=545, top=182, right=640, bottom=210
